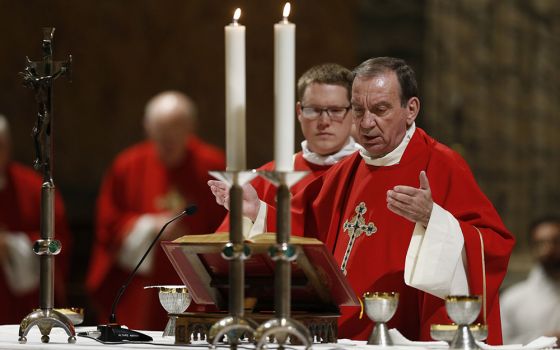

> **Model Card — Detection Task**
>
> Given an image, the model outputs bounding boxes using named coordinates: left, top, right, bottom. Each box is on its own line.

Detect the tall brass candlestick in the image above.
left=254, top=171, right=312, bottom=350
left=18, top=27, right=74, bottom=344
left=208, top=171, right=258, bottom=349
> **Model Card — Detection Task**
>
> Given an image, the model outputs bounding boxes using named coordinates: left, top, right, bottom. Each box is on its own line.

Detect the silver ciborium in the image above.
left=445, top=295, right=482, bottom=350
left=145, top=285, right=191, bottom=337
left=363, top=292, right=399, bottom=346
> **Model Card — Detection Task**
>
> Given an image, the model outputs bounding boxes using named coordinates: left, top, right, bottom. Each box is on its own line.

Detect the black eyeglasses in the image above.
left=300, top=105, right=351, bottom=122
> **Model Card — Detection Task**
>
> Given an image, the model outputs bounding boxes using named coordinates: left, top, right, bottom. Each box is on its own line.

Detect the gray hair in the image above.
left=353, top=57, right=418, bottom=107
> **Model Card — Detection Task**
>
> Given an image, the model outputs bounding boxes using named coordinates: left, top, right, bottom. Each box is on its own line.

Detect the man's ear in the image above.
left=296, top=101, right=303, bottom=122
left=406, top=97, right=420, bottom=126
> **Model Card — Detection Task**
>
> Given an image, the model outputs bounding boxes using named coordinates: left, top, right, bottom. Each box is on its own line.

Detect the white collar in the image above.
left=359, top=123, right=416, bottom=166
left=301, top=137, right=362, bottom=166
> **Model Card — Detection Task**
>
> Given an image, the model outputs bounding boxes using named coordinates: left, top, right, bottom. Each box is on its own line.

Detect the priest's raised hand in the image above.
left=208, top=180, right=261, bottom=222
left=386, top=170, right=434, bottom=227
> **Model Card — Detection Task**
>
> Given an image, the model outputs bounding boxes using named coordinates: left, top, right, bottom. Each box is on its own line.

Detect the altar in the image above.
left=0, top=325, right=555, bottom=350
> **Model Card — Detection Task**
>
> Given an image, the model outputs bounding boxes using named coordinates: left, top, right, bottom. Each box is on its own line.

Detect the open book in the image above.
left=162, top=233, right=359, bottom=313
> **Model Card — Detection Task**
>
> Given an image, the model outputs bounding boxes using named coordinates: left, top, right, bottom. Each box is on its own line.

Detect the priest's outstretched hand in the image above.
left=386, top=170, right=434, bottom=227
left=208, top=180, right=261, bottom=222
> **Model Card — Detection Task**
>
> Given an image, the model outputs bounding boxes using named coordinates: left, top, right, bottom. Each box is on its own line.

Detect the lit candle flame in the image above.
left=282, top=2, right=291, bottom=19
left=233, top=8, right=241, bottom=23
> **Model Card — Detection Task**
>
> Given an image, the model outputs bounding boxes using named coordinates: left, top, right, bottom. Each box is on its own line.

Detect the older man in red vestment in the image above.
left=0, top=115, right=72, bottom=324
left=211, top=63, right=361, bottom=233
left=87, top=91, right=226, bottom=330
left=212, top=58, right=514, bottom=344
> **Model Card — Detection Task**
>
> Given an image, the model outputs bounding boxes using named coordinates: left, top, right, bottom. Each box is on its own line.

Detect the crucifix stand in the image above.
left=17, top=27, right=74, bottom=344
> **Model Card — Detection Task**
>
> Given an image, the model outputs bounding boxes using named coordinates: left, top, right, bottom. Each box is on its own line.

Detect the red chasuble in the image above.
left=0, top=162, right=71, bottom=324
left=215, top=152, right=331, bottom=232
left=265, top=128, right=514, bottom=344
left=86, top=136, right=226, bottom=330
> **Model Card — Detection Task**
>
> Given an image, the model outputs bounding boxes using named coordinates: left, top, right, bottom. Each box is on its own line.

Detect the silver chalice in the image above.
left=445, top=295, right=482, bottom=350
left=145, top=285, right=191, bottom=337
left=363, top=292, right=399, bottom=346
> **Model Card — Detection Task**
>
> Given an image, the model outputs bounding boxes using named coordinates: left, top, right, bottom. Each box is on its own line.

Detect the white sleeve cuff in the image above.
left=117, top=215, right=158, bottom=275
left=3, top=233, right=39, bottom=294
left=246, top=201, right=267, bottom=239
left=404, top=203, right=469, bottom=299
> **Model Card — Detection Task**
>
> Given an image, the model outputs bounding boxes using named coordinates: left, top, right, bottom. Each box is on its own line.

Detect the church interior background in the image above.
left=0, top=0, right=558, bottom=324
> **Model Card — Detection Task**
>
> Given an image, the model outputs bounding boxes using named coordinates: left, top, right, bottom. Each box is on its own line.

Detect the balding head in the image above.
left=143, top=91, right=197, bottom=167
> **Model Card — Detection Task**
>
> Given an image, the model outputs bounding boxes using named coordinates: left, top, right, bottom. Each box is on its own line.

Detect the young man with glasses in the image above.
left=210, top=63, right=361, bottom=232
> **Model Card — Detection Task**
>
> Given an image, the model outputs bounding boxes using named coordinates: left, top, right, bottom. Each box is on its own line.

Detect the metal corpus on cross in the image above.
left=341, top=202, right=377, bottom=275
left=18, top=27, right=75, bottom=344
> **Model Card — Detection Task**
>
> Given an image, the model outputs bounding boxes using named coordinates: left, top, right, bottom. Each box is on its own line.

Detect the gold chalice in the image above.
left=445, top=295, right=482, bottom=350
left=145, top=285, right=191, bottom=337
left=430, top=323, right=488, bottom=343
left=363, top=292, right=399, bottom=346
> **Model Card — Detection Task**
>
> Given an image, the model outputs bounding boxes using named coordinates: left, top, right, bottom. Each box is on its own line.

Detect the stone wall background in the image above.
left=422, top=0, right=560, bottom=283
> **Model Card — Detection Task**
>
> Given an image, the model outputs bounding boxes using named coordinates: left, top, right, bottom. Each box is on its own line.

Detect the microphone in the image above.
left=93, top=205, right=198, bottom=343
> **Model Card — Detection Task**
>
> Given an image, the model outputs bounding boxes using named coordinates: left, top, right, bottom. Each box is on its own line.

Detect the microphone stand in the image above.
left=92, top=205, right=197, bottom=343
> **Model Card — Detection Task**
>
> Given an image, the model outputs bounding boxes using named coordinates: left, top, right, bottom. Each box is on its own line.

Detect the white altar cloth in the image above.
left=0, top=325, right=555, bottom=350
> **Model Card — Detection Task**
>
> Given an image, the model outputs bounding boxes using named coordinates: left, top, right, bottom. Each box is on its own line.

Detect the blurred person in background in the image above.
left=86, top=91, right=226, bottom=330
left=501, top=216, right=560, bottom=344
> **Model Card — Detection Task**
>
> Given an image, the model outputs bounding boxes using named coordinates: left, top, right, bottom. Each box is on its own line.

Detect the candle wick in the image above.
left=282, top=17, right=289, bottom=23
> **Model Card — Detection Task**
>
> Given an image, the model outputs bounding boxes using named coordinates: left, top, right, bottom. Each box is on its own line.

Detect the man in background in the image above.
left=87, top=91, right=226, bottom=330
left=501, top=216, right=560, bottom=344
left=210, top=63, right=361, bottom=232
left=0, top=114, right=72, bottom=324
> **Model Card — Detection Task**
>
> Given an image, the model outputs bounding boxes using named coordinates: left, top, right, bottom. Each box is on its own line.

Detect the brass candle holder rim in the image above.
left=430, top=323, right=487, bottom=331
left=144, top=285, right=189, bottom=294
left=445, top=295, right=482, bottom=302
left=430, top=323, right=488, bottom=342
left=363, top=291, right=399, bottom=299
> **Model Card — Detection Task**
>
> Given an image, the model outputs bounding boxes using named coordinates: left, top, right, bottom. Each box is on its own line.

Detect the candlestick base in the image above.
left=255, top=317, right=312, bottom=350
left=18, top=308, right=76, bottom=344
left=208, top=315, right=258, bottom=349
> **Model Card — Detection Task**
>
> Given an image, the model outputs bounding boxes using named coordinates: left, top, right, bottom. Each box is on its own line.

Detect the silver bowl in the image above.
left=145, top=285, right=191, bottom=337
left=445, top=295, right=482, bottom=350
left=363, top=292, right=399, bottom=346
left=445, top=295, right=481, bottom=325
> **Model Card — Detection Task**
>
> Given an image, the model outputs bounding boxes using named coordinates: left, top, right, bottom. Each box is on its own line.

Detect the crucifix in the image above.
left=341, top=202, right=377, bottom=275
left=18, top=27, right=74, bottom=344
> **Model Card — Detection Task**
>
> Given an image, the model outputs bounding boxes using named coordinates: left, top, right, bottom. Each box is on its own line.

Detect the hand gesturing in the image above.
left=386, top=171, right=433, bottom=227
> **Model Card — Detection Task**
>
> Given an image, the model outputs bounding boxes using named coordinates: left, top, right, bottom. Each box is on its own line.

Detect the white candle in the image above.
left=225, top=8, right=246, bottom=171
left=274, top=2, right=295, bottom=171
